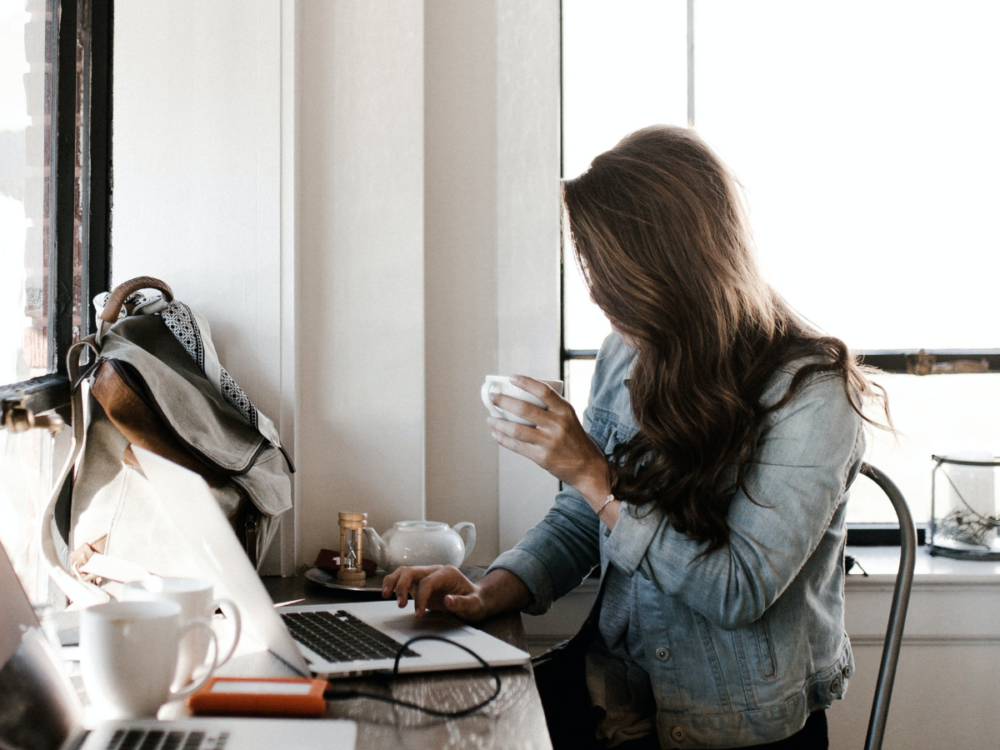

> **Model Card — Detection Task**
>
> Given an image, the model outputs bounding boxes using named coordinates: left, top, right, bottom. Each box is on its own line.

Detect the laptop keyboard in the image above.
left=104, top=729, right=229, bottom=750
left=281, top=610, right=418, bottom=663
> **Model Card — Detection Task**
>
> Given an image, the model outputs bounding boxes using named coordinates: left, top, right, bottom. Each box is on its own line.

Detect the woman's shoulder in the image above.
left=762, top=356, right=860, bottom=426
left=754, top=356, right=866, bottom=480
left=590, top=333, right=634, bottom=393
left=585, top=333, right=636, bottom=427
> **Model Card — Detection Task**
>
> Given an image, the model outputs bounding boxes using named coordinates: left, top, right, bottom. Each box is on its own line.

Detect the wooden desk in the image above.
left=255, top=572, right=553, bottom=750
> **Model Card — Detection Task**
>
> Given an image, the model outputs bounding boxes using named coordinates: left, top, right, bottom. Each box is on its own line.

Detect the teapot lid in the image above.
left=393, top=520, right=449, bottom=532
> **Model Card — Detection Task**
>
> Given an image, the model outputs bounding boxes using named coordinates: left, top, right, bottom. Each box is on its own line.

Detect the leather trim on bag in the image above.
left=94, top=363, right=237, bottom=487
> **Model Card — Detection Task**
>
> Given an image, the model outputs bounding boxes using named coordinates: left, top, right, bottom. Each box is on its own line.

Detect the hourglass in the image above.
left=337, top=511, right=368, bottom=583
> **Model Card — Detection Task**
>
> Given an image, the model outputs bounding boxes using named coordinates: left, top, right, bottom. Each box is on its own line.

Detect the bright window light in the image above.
left=562, top=1, right=1000, bottom=523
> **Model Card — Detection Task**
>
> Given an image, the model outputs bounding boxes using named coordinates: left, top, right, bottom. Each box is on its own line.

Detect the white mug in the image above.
left=123, top=576, right=241, bottom=689
left=481, top=375, right=564, bottom=427
left=80, top=600, right=218, bottom=719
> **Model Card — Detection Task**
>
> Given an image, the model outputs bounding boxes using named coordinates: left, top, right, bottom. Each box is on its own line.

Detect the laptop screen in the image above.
left=0, top=541, right=83, bottom=750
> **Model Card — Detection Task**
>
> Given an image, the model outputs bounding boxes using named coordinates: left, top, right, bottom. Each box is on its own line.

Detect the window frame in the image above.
left=564, top=350, right=1000, bottom=376
left=0, top=0, right=113, bottom=426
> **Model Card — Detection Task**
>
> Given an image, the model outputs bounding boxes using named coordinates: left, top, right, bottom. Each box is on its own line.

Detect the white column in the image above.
left=277, top=0, right=298, bottom=575
left=423, top=1, right=561, bottom=563
left=495, top=0, right=563, bottom=551
left=423, top=1, right=500, bottom=565
left=297, top=0, right=426, bottom=562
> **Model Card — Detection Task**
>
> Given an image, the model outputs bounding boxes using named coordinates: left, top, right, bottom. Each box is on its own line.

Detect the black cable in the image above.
left=323, top=635, right=502, bottom=719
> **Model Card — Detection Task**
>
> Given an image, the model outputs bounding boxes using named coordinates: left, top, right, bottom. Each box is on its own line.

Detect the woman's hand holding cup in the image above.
left=484, top=375, right=610, bottom=500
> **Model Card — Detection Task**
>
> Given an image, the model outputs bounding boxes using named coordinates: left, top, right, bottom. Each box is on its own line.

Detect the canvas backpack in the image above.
left=40, top=277, right=293, bottom=604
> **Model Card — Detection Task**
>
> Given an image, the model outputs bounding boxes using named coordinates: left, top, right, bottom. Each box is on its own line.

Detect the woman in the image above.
left=383, top=126, right=886, bottom=749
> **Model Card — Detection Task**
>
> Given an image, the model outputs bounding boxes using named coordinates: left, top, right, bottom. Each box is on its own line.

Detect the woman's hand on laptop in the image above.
left=383, top=566, right=531, bottom=622
left=383, top=565, right=487, bottom=620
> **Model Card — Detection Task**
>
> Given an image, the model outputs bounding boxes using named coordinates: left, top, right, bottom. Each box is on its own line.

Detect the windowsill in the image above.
left=845, top=545, right=1000, bottom=644
left=564, top=545, right=1000, bottom=593
left=522, top=546, right=1000, bottom=652
left=846, top=545, right=1000, bottom=587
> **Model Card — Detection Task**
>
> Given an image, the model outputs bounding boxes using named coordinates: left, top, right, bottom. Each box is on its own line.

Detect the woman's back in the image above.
left=491, top=332, right=864, bottom=747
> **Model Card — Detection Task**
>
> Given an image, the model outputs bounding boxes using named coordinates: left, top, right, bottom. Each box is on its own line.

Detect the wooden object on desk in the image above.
left=258, top=568, right=553, bottom=750
left=337, top=512, right=368, bottom=583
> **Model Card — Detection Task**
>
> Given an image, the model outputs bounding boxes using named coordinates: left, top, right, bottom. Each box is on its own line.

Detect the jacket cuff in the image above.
left=487, top=548, right=555, bottom=616
left=604, top=502, right=661, bottom=575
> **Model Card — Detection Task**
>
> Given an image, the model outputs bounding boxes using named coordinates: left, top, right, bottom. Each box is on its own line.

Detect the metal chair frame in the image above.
left=857, top=463, right=916, bottom=750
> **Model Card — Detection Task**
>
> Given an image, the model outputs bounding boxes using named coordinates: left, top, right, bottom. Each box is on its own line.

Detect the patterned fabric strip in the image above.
left=94, top=291, right=270, bottom=438
left=160, top=301, right=258, bottom=429
left=161, top=301, right=206, bottom=371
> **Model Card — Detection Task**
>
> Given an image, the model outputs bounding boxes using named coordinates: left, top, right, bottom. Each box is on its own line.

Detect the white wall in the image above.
left=494, top=0, right=562, bottom=550
left=113, top=0, right=295, bottom=574
left=297, top=0, right=560, bottom=566
left=423, top=0, right=561, bottom=561
left=115, top=0, right=560, bottom=570
left=296, top=0, right=428, bottom=563
left=423, top=1, right=500, bottom=558
left=832, top=562, right=1000, bottom=749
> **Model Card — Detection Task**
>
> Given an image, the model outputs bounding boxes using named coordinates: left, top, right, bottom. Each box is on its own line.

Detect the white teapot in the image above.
left=363, top=521, right=476, bottom=573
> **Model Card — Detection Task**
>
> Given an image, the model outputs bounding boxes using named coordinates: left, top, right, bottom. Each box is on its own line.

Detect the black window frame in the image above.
left=0, top=0, right=113, bottom=425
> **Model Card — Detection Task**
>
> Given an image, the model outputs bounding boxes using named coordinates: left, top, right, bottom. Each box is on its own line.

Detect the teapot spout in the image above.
left=362, top=527, right=388, bottom=571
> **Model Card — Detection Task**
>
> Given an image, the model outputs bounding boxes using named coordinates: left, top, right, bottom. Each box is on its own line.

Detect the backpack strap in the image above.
left=39, top=337, right=111, bottom=606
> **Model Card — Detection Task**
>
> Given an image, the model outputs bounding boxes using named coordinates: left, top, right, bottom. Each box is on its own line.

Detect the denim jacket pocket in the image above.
left=750, top=613, right=778, bottom=680
left=604, top=417, right=638, bottom=458
left=588, top=407, right=619, bottom=453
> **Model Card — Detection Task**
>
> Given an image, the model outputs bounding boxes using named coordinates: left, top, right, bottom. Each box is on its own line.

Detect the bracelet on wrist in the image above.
left=596, top=494, right=616, bottom=517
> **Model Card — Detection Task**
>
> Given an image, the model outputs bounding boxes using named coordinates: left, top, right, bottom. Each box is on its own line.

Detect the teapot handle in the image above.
left=453, top=522, right=477, bottom=564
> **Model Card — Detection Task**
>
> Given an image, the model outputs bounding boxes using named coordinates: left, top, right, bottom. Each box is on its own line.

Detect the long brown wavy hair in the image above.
left=563, top=125, right=888, bottom=553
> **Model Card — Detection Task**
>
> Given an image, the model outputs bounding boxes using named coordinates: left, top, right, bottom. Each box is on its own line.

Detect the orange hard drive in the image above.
left=188, top=677, right=329, bottom=717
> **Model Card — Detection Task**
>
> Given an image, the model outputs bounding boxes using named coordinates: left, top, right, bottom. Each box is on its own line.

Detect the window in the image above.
left=0, top=0, right=112, bottom=598
left=561, top=0, right=1000, bottom=525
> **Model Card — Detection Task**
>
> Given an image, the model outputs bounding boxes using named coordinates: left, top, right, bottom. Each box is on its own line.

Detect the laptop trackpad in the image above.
left=379, top=612, right=471, bottom=637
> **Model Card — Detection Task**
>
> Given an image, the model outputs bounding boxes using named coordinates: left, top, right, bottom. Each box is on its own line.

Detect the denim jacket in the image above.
left=489, top=333, right=865, bottom=749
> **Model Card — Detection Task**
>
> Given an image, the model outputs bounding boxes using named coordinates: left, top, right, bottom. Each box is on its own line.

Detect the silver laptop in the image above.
left=131, top=447, right=530, bottom=678
left=0, top=540, right=356, bottom=750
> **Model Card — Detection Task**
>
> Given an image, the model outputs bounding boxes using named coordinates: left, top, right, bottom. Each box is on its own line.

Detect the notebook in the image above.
left=131, top=446, right=531, bottom=678
left=0, top=540, right=356, bottom=750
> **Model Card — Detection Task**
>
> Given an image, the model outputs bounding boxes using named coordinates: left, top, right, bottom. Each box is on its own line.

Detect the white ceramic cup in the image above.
left=122, top=576, right=240, bottom=690
left=481, top=375, right=564, bottom=427
left=80, top=600, right=218, bottom=719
